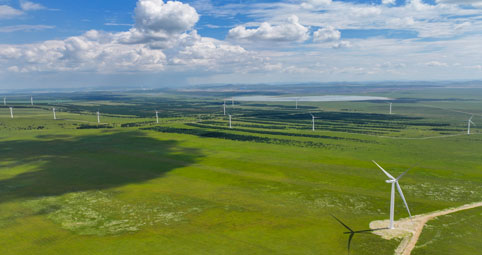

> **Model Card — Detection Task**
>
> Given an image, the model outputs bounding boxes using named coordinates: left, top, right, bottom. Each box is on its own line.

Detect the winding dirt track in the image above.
left=370, top=201, right=482, bottom=255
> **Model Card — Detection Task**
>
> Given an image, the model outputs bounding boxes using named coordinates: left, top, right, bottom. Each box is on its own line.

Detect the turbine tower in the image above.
left=3, top=96, right=6, bottom=106
left=31, top=96, right=34, bottom=106
left=53, top=107, right=57, bottom=120
left=468, top=116, right=476, bottom=135
left=9, top=107, right=13, bottom=119
left=372, top=161, right=411, bottom=229
left=229, top=114, right=232, bottom=128
left=97, top=111, right=100, bottom=124
left=389, top=103, right=392, bottom=115
left=155, top=110, right=159, bottom=124
left=310, top=113, right=318, bottom=131
left=223, top=100, right=226, bottom=115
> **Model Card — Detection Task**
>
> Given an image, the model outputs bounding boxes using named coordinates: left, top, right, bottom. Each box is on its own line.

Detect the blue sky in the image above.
left=0, top=0, right=482, bottom=89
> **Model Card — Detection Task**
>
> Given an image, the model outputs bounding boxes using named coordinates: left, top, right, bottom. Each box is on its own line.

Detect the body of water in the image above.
left=232, top=95, right=392, bottom=102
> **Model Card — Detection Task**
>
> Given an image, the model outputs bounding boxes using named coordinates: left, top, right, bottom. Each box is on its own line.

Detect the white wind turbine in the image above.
left=9, top=107, right=13, bottom=119
left=229, top=114, right=232, bottom=128
left=231, top=98, right=234, bottom=107
left=31, top=96, right=34, bottom=106
left=310, top=113, right=319, bottom=131
left=3, top=96, right=6, bottom=106
left=389, top=103, right=392, bottom=115
left=296, top=98, right=299, bottom=109
left=53, top=107, right=57, bottom=120
left=155, top=110, right=159, bottom=124
left=97, top=111, right=100, bottom=123
left=467, top=116, right=475, bottom=135
left=372, top=161, right=411, bottom=229
left=223, top=100, right=226, bottom=115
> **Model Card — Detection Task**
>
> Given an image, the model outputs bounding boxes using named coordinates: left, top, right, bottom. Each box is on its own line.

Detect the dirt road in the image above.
left=370, top=201, right=482, bottom=255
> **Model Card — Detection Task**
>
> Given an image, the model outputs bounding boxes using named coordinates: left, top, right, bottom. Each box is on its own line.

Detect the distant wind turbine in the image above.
left=9, top=107, right=13, bottom=119
left=53, top=107, right=56, bottom=120
left=310, top=113, right=319, bottom=131
left=331, top=214, right=387, bottom=255
left=155, top=110, right=159, bottom=124
left=389, top=103, right=392, bottom=115
left=229, top=114, right=232, bottom=128
left=31, top=96, right=34, bottom=106
left=223, top=100, right=226, bottom=116
left=372, top=161, right=411, bottom=229
left=97, top=111, right=100, bottom=124
left=468, top=115, right=476, bottom=135
left=3, top=96, right=6, bottom=106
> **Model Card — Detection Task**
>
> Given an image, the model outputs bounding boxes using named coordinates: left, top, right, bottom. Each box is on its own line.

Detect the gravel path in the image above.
left=370, top=201, right=482, bottom=255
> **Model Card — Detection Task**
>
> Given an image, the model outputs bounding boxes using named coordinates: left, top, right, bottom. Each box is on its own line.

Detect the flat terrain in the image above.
left=0, top=85, right=481, bottom=254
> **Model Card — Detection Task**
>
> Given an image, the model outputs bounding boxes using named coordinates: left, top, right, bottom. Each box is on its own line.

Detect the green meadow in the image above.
left=0, top=86, right=481, bottom=254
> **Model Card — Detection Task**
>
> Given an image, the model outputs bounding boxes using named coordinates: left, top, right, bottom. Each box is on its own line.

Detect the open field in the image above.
left=0, top=84, right=481, bottom=254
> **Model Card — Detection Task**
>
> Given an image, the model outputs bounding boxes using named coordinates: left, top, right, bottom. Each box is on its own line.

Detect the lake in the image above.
left=232, top=95, right=392, bottom=102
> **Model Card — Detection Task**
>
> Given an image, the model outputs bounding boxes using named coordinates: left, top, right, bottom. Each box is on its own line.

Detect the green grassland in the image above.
left=412, top=207, right=482, bottom=255
left=0, top=85, right=481, bottom=254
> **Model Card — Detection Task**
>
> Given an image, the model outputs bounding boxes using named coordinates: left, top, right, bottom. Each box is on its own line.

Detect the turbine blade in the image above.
left=331, top=214, right=354, bottom=232
left=354, top=227, right=389, bottom=233
left=347, top=233, right=354, bottom=254
left=396, top=169, right=409, bottom=181
left=470, top=120, right=476, bottom=126
left=372, top=161, right=395, bottom=180
left=396, top=182, right=412, bottom=217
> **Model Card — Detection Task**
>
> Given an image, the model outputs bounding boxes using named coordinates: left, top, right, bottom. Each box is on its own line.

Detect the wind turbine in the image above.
left=155, top=110, right=159, bottom=124
left=310, top=113, right=318, bottom=131
left=295, top=98, right=299, bottom=109
left=231, top=98, right=234, bottom=107
left=372, top=161, right=411, bottom=229
left=389, top=103, right=392, bottom=115
left=467, top=115, right=476, bottom=135
left=30, top=96, right=34, bottom=106
left=3, top=96, right=6, bottom=106
left=52, top=107, right=57, bottom=120
left=229, top=114, right=232, bottom=128
left=331, top=214, right=387, bottom=255
left=223, top=100, right=226, bottom=116
left=9, top=107, right=13, bottom=119
left=97, top=111, right=100, bottom=124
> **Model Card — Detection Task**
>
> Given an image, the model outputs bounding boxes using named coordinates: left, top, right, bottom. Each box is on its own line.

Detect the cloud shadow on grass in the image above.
left=0, top=131, right=202, bottom=203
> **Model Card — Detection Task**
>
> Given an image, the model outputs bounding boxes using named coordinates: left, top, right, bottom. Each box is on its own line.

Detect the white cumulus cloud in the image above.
left=313, top=26, right=340, bottom=42
left=0, top=30, right=167, bottom=73
left=227, top=15, right=309, bottom=42
left=20, top=1, right=46, bottom=11
left=0, top=0, right=255, bottom=75
left=134, top=0, right=198, bottom=34
left=117, top=0, right=199, bottom=48
left=0, top=5, right=23, bottom=19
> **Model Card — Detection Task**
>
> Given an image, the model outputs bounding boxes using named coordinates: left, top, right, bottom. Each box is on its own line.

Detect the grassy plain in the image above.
left=0, top=85, right=481, bottom=254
